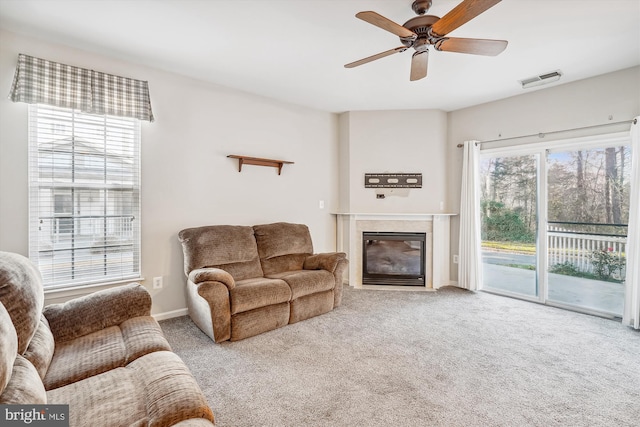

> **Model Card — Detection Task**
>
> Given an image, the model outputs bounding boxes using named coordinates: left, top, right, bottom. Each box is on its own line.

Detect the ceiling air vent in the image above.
left=519, top=70, right=562, bottom=89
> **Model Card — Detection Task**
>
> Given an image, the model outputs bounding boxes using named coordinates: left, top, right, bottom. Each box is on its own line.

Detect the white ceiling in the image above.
left=0, top=0, right=639, bottom=113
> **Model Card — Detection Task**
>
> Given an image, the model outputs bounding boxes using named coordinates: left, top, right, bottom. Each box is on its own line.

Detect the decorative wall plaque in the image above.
left=364, top=173, right=422, bottom=188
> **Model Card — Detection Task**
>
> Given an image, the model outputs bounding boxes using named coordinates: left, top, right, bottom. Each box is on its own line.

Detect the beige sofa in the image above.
left=178, top=222, right=348, bottom=343
left=0, top=251, right=214, bottom=426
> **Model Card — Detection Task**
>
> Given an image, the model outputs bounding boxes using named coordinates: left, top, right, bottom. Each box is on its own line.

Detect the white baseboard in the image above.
left=153, top=308, right=188, bottom=321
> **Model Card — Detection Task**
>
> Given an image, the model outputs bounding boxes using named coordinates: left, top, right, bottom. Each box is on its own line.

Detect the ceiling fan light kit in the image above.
left=345, top=0, right=508, bottom=81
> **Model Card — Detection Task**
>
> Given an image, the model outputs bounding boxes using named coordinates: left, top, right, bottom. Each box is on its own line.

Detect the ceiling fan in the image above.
left=345, top=0, right=508, bottom=81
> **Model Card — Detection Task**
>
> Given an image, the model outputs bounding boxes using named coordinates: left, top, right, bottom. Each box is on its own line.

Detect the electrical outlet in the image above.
left=152, top=276, right=163, bottom=289
left=453, top=255, right=459, bottom=264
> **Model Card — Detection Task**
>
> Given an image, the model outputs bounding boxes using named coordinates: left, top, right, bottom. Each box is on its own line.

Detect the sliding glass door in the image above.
left=480, top=154, right=539, bottom=298
left=479, top=134, right=631, bottom=318
left=546, top=146, right=630, bottom=316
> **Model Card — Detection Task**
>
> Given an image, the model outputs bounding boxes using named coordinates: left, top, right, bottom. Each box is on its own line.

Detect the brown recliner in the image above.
left=0, top=251, right=214, bottom=426
left=178, top=222, right=348, bottom=342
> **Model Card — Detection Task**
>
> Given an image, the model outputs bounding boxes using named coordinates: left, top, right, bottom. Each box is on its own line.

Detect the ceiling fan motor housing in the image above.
left=401, top=15, right=440, bottom=50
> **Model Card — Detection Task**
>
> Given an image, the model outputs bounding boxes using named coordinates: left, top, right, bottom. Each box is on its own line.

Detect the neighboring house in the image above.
left=36, top=136, right=134, bottom=252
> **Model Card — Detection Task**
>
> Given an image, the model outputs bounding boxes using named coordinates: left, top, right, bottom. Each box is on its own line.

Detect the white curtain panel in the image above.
left=458, top=140, right=483, bottom=291
left=623, top=117, right=640, bottom=329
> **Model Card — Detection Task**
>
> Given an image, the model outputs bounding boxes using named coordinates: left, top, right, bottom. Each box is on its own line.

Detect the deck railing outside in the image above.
left=547, top=221, right=627, bottom=279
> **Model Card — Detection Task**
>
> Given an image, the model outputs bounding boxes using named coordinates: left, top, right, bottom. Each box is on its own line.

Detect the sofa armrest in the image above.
left=187, top=268, right=236, bottom=342
left=186, top=268, right=234, bottom=343
left=189, top=280, right=232, bottom=343
left=43, top=283, right=151, bottom=343
left=303, top=252, right=347, bottom=273
left=188, top=268, right=235, bottom=290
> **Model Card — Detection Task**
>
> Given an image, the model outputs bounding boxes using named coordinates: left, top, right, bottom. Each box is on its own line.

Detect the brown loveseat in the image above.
left=0, top=251, right=214, bottom=426
left=178, top=222, right=348, bottom=343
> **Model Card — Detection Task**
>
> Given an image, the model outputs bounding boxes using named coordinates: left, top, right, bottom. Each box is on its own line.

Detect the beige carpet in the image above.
left=160, top=285, right=640, bottom=427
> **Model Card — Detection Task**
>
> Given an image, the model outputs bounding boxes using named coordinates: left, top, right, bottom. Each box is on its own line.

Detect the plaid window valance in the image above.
left=9, top=54, right=154, bottom=122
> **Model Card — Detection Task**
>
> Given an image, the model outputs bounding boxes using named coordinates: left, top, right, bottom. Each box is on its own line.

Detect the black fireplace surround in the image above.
left=362, top=231, right=426, bottom=286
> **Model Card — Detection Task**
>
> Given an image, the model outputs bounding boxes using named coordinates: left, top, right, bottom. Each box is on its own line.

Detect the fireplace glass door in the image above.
left=362, top=232, right=426, bottom=286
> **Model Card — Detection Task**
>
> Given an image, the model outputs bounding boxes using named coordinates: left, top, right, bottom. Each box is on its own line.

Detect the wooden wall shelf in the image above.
left=227, top=155, right=294, bottom=175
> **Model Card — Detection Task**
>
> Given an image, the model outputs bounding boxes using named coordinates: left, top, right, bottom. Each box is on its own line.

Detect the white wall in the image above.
left=446, top=66, right=640, bottom=280
left=2, top=29, right=637, bottom=308
left=339, top=109, right=449, bottom=213
left=0, top=30, right=340, bottom=315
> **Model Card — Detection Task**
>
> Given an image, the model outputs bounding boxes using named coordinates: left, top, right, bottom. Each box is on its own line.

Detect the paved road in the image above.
left=483, top=251, right=535, bottom=266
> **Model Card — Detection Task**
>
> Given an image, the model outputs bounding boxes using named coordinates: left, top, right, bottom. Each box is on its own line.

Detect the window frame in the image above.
left=28, top=104, right=142, bottom=290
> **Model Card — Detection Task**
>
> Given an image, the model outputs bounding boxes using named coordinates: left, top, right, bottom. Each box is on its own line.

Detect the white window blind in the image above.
left=29, top=104, right=141, bottom=289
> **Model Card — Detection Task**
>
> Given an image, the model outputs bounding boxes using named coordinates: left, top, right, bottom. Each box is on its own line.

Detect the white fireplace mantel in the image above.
left=333, top=213, right=457, bottom=290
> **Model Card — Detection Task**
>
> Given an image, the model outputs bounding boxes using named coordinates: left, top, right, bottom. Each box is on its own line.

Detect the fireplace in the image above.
left=334, top=213, right=452, bottom=289
left=362, top=232, right=426, bottom=286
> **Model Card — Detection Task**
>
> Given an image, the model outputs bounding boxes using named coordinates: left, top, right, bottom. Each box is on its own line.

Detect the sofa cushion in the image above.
left=254, top=223, right=314, bottom=275
left=46, top=351, right=214, bottom=427
left=179, top=225, right=263, bottom=280
left=0, top=302, right=17, bottom=395
left=0, top=354, right=46, bottom=404
left=253, top=222, right=313, bottom=259
left=43, top=316, right=171, bottom=390
left=267, top=269, right=335, bottom=300
left=23, top=316, right=55, bottom=380
left=0, top=251, right=44, bottom=354
left=230, top=278, right=291, bottom=315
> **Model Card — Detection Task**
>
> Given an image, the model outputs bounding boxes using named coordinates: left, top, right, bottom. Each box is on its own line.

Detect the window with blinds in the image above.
left=29, top=104, right=141, bottom=289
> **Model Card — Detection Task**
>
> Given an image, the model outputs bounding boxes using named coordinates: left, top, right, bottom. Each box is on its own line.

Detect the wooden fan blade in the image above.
left=344, top=46, right=408, bottom=68
left=410, top=50, right=429, bottom=81
left=356, top=11, right=417, bottom=40
left=431, top=0, right=502, bottom=37
left=435, top=37, right=507, bottom=56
